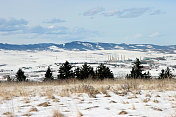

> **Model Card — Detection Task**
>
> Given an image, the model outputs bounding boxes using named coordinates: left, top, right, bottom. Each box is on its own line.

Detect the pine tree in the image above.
left=134, top=58, right=143, bottom=78
left=159, top=67, right=173, bottom=79
left=16, top=68, right=26, bottom=81
left=127, top=58, right=151, bottom=79
left=159, top=69, right=165, bottom=79
left=165, top=67, right=173, bottom=78
left=143, top=71, right=151, bottom=79
left=79, top=62, right=94, bottom=80
left=58, top=61, right=73, bottom=79
left=44, top=67, right=53, bottom=81
left=74, top=67, right=81, bottom=79
left=95, top=63, right=114, bottom=80
left=128, top=58, right=143, bottom=78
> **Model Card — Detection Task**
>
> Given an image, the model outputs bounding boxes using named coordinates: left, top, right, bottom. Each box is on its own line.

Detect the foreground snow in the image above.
left=0, top=80, right=175, bottom=117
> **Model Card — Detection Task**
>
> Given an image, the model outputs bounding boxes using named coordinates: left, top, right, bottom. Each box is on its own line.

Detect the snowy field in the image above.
left=1, top=49, right=176, bottom=80
left=0, top=79, right=175, bottom=117
left=0, top=49, right=176, bottom=117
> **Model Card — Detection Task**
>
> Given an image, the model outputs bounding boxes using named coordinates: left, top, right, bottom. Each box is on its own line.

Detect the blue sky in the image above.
left=0, top=0, right=176, bottom=45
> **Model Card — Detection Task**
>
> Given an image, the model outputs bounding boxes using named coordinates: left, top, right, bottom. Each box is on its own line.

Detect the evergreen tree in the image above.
left=127, top=58, right=151, bottom=79
left=74, top=67, right=81, bottom=79
left=16, top=68, right=26, bottom=81
left=128, top=58, right=143, bottom=78
left=165, top=67, right=173, bottom=78
left=143, top=71, right=151, bottom=79
left=159, top=67, right=173, bottom=79
left=95, top=63, right=114, bottom=80
left=58, top=61, right=73, bottom=79
left=44, top=67, right=53, bottom=81
left=159, top=69, right=165, bottom=79
left=79, top=62, right=94, bottom=80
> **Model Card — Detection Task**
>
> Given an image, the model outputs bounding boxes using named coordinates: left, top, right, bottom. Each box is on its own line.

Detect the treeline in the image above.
left=13, top=58, right=174, bottom=82
left=126, top=58, right=173, bottom=79
left=15, top=61, right=114, bottom=82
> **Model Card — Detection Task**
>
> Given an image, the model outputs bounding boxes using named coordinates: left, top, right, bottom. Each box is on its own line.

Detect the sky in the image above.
left=0, top=0, right=176, bottom=45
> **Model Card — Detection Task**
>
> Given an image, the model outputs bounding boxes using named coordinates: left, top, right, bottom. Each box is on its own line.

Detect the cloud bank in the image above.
left=0, top=18, right=97, bottom=40
left=83, top=7, right=105, bottom=16
left=83, top=7, right=165, bottom=18
left=0, top=18, right=28, bottom=32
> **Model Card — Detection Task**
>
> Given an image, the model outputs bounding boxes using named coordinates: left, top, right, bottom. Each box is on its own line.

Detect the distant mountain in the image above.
left=0, top=41, right=176, bottom=53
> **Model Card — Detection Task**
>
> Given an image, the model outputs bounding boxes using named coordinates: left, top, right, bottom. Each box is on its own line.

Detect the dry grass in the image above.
left=155, top=94, right=160, bottom=97
left=109, top=100, right=116, bottom=103
left=3, top=112, right=14, bottom=117
left=119, top=110, right=128, bottom=115
left=52, top=110, right=65, bottom=117
left=151, top=107, right=163, bottom=111
left=132, top=104, right=136, bottom=110
left=145, top=93, right=151, bottom=97
left=0, top=79, right=175, bottom=100
left=29, top=107, right=38, bottom=112
left=38, top=102, right=50, bottom=107
left=143, top=98, right=150, bottom=103
left=85, top=106, right=99, bottom=110
left=0, top=79, right=175, bottom=117
left=153, top=99, right=159, bottom=103
left=77, top=110, right=83, bottom=117
left=22, top=113, right=32, bottom=116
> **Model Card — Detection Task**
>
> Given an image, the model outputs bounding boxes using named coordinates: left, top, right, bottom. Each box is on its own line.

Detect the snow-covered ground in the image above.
left=0, top=80, right=175, bottom=117
left=0, top=49, right=176, bottom=117
left=1, top=49, right=176, bottom=80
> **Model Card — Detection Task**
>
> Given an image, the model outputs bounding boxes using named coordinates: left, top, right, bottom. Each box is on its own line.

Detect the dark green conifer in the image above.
left=74, top=67, right=81, bottom=79
left=79, top=62, right=94, bottom=80
left=159, top=67, right=173, bottom=79
left=44, top=67, right=53, bottom=81
left=95, top=63, right=114, bottom=80
left=58, top=61, right=73, bottom=79
left=16, top=69, right=26, bottom=81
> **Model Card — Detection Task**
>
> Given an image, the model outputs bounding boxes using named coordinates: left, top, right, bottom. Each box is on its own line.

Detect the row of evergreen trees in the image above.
left=126, top=58, right=173, bottom=79
left=45, top=61, right=114, bottom=81
left=15, top=59, right=173, bottom=82
left=16, top=61, right=114, bottom=81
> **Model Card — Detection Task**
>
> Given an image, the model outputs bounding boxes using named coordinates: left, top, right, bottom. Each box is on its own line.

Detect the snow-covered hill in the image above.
left=1, top=41, right=176, bottom=53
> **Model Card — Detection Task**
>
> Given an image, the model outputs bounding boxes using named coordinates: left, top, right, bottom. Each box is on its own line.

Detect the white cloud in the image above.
left=150, top=10, right=165, bottom=15
left=83, top=7, right=105, bottom=16
left=103, top=10, right=119, bottom=16
left=117, top=8, right=150, bottom=18
left=83, top=7, right=165, bottom=18
left=148, top=32, right=160, bottom=38
left=48, top=25, right=55, bottom=29
left=0, top=18, right=28, bottom=32
left=0, top=18, right=98, bottom=41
